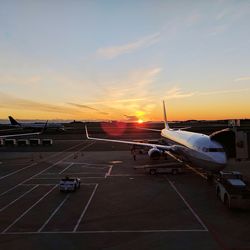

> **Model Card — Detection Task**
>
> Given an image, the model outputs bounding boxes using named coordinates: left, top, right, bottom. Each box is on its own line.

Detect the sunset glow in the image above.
left=0, top=1, right=249, bottom=121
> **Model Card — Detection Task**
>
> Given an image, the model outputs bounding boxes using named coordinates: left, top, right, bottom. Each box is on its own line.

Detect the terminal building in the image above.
left=210, top=120, right=250, bottom=160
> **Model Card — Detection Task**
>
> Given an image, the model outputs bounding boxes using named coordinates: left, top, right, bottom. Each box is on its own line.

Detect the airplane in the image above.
left=8, top=116, right=65, bottom=130
left=0, top=121, right=47, bottom=139
left=85, top=101, right=227, bottom=173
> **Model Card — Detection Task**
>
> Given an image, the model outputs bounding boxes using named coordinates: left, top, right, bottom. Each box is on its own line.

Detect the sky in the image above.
left=0, top=0, right=249, bottom=122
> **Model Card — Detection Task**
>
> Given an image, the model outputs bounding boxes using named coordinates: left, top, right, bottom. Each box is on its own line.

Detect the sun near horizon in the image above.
left=0, top=1, right=250, bottom=122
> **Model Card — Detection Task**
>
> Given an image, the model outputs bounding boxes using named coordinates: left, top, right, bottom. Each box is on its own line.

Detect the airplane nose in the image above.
left=215, top=153, right=227, bottom=165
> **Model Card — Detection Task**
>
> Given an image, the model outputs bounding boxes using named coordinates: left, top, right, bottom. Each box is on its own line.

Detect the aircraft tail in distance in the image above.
left=8, top=116, right=21, bottom=127
left=163, top=100, right=169, bottom=129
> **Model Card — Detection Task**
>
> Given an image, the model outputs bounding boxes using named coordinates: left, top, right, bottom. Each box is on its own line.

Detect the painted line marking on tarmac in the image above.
left=165, top=151, right=207, bottom=180
left=73, top=184, right=98, bottom=232
left=64, top=162, right=111, bottom=167
left=58, top=163, right=73, bottom=174
left=0, top=185, right=39, bottom=212
left=21, top=183, right=97, bottom=186
left=33, top=177, right=105, bottom=179
left=0, top=142, right=84, bottom=196
left=167, top=178, right=208, bottom=232
left=3, top=229, right=208, bottom=234
left=108, top=174, right=145, bottom=177
left=40, top=172, right=106, bottom=175
left=185, top=164, right=207, bottom=180
left=0, top=142, right=85, bottom=182
left=105, top=165, right=113, bottom=178
left=1, top=185, right=58, bottom=234
left=38, top=194, right=70, bottom=232
left=0, top=141, right=95, bottom=197
left=20, top=184, right=56, bottom=186
left=0, top=163, right=37, bottom=180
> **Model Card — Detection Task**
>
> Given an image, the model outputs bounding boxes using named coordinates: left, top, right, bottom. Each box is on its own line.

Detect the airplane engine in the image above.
left=148, top=148, right=162, bottom=160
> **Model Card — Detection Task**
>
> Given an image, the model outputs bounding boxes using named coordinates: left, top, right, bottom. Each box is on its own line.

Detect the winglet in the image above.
left=163, top=100, right=169, bottom=129
left=85, top=125, right=90, bottom=139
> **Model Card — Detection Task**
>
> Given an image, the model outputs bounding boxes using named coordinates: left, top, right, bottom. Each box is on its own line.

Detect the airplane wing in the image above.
left=85, top=126, right=172, bottom=151
left=173, top=126, right=191, bottom=131
left=0, top=121, right=48, bottom=139
left=137, top=127, right=191, bottom=132
left=0, top=132, right=41, bottom=139
left=136, top=127, right=162, bottom=132
left=0, top=128, right=23, bottom=132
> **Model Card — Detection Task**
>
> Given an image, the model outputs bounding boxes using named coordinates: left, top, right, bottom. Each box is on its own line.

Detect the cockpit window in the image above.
left=209, top=148, right=224, bottom=152
left=202, top=147, right=224, bottom=152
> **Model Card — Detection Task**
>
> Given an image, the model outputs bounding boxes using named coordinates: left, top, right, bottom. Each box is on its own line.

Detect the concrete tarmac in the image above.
left=0, top=138, right=250, bottom=249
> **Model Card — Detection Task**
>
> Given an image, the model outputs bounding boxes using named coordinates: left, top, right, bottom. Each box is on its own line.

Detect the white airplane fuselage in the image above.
left=161, top=128, right=227, bottom=172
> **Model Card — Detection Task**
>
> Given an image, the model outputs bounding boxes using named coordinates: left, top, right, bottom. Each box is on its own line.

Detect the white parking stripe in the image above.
left=40, top=172, right=106, bottom=175
left=167, top=179, right=208, bottom=231
left=33, top=177, right=105, bottom=179
left=0, top=141, right=94, bottom=197
left=105, top=165, right=113, bottom=178
left=21, top=183, right=97, bottom=186
left=58, top=163, right=73, bottom=174
left=38, top=194, right=70, bottom=232
left=64, top=162, right=111, bottom=167
left=0, top=163, right=37, bottom=180
left=1, top=185, right=58, bottom=234
left=3, top=229, right=208, bottom=234
left=0, top=185, right=39, bottom=212
left=0, top=142, right=85, bottom=182
left=73, top=184, right=98, bottom=232
left=20, top=184, right=56, bottom=186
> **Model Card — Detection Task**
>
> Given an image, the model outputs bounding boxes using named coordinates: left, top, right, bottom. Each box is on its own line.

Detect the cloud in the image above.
left=164, top=86, right=250, bottom=100
left=124, top=115, right=138, bottom=122
left=198, top=88, right=250, bottom=96
left=0, top=74, right=42, bottom=86
left=96, top=33, right=160, bottom=59
left=234, top=76, right=250, bottom=82
left=165, top=87, right=195, bottom=100
left=94, top=67, right=161, bottom=103
left=84, top=98, right=146, bottom=105
left=67, top=102, right=109, bottom=115
left=0, top=92, right=87, bottom=116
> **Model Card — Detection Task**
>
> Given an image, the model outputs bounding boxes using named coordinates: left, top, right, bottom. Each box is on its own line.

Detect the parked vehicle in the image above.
left=134, top=162, right=183, bottom=175
left=59, top=177, right=81, bottom=192
left=215, top=171, right=250, bottom=209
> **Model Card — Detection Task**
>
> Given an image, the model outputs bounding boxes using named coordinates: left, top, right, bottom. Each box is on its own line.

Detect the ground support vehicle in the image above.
left=134, top=162, right=183, bottom=175
left=215, top=171, right=250, bottom=209
left=59, top=177, right=81, bottom=192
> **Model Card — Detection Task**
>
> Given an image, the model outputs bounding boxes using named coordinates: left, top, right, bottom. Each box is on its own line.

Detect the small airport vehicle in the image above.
left=59, top=177, right=81, bottom=192
left=215, top=171, right=250, bottom=209
left=134, top=162, right=183, bottom=175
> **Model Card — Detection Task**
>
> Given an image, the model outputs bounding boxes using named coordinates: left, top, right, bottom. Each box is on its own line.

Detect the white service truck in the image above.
left=59, top=177, right=81, bottom=192
left=215, top=171, right=250, bottom=209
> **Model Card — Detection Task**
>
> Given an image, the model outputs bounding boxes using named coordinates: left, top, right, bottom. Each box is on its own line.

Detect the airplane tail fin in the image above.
left=8, top=116, right=21, bottom=127
left=163, top=101, right=169, bottom=129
